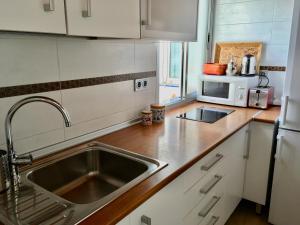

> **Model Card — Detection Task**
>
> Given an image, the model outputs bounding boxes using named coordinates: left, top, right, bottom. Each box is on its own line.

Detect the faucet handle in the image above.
left=12, top=154, right=33, bottom=165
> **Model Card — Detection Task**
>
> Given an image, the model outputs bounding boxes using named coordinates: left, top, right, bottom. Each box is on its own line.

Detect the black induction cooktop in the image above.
left=177, top=107, right=235, bottom=124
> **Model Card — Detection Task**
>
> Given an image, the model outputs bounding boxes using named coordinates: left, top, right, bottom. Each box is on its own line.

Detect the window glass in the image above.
left=169, top=43, right=182, bottom=79
left=202, top=81, right=230, bottom=98
left=159, top=42, right=182, bottom=104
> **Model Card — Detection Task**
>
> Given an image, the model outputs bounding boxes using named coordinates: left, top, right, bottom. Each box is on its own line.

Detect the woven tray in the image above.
left=214, top=42, right=263, bottom=73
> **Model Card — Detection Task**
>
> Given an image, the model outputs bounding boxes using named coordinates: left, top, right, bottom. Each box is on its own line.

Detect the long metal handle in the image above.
left=201, top=154, right=223, bottom=171
left=198, top=196, right=221, bottom=217
left=43, top=0, right=55, bottom=12
left=275, top=134, right=284, bottom=160
left=243, top=129, right=251, bottom=159
left=200, top=175, right=222, bottom=194
left=141, top=0, right=152, bottom=26
left=281, top=96, right=289, bottom=126
left=141, top=215, right=151, bottom=225
left=82, top=0, right=92, bottom=18
left=206, top=216, right=220, bottom=225
left=12, top=154, right=33, bottom=165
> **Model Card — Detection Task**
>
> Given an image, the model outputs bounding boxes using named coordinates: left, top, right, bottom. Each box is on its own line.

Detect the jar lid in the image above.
left=142, top=110, right=152, bottom=114
left=151, top=104, right=165, bottom=109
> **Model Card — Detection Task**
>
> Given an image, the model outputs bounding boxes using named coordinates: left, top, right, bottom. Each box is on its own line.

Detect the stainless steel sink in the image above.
left=25, top=143, right=167, bottom=206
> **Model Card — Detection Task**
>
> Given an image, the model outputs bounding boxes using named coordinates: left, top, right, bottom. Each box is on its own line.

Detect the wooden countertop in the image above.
left=253, top=106, right=281, bottom=124
left=79, top=102, right=280, bottom=225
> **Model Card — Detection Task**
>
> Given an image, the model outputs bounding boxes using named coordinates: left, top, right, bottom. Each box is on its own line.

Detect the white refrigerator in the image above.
left=269, top=1, right=300, bottom=225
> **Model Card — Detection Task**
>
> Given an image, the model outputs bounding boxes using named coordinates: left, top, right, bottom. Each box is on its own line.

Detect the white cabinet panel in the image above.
left=0, top=0, right=66, bottom=34
left=65, top=0, right=140, bottom=38
left=130, top=177, right=184, bottom=225
left=140, top=0, right=199, bottom=41
left=243, top=122, right=273, bottom=205
left=116, top=216, right=130, bottom=225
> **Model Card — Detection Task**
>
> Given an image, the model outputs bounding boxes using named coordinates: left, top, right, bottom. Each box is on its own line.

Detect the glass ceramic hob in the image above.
left=177, top=107, right=235, bottom=124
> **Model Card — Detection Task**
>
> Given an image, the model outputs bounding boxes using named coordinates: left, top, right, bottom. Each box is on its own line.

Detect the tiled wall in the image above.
left=0, top=33, right=157, bottom=157
left=214, top=0, right=294, bottom=104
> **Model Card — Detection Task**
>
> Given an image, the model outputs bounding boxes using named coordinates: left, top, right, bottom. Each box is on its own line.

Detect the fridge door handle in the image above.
left=281, top=96, right=289, bottom=126
left=275, top=134, right=284, bottom=160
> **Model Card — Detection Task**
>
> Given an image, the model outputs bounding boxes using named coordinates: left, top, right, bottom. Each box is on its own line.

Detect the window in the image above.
left=158, top=0, right=213, bottom=105
left=158, top=42, right=184, bottom=104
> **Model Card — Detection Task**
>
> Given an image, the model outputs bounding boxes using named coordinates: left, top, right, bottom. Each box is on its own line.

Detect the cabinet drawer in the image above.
left=199, top=197, right=226, bottom=225
left=183, top=146, right=227, bottom=191
left=183, top=176, right=226, bottom=225
left=183, top=156, right=228, bottom=216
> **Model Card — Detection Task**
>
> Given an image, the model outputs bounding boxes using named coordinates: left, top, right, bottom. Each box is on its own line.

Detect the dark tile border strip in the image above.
left=0, top=71, right=156, bottom=98
left=260, top=66, right=286, bottom=72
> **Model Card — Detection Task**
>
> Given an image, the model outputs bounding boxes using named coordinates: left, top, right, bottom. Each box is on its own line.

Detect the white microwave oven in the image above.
left=197, top=75, right=258, bottom=107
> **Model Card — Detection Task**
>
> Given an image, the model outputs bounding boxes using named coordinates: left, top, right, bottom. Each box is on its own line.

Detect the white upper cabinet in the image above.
left=140, top=0, right=199, bottom=41
left=0, top=0, right=66, bottom=34
left=65, top=0, right=140, bottom=38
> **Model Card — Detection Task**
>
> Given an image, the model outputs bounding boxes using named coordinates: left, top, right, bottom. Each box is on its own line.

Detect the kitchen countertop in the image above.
left=80, top=102, right=280, bottom=225
left=0, top=102, right=280, bottom=225
left=253, top=106, right=281, bottom=123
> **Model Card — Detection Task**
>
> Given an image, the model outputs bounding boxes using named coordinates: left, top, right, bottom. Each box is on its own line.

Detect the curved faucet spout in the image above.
left=4, top=96, right=72, bottom=186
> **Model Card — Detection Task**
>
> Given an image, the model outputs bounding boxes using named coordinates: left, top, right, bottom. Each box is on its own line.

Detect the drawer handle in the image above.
left=141, top=215, right=151, bottom=225
left=43, top=0, right=55, bottom=12
left=243, top=129, right=251, bottom=159
left=82, top=0, right=92, bottom=18
left=198, top=196, right=221, bottom=218
left=206, top=216, right=220, bottom=225
left=201, top=154, right=223, bottom=171
left=200, top=175, right=222, bottom=194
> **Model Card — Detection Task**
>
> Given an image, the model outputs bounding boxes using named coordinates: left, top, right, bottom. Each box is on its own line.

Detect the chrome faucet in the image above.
left=5, top=96, right=71, bottom=187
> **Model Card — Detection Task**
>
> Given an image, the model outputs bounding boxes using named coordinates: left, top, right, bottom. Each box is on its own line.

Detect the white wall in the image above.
left=214, top=0, right=294, bottom=105
left=0, top=33, right=157, bottom=157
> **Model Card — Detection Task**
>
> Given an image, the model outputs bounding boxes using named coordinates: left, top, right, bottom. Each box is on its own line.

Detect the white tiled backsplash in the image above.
left=0, top=33, right=157, bottom=156
left=214, top=0, right=294, bottom=105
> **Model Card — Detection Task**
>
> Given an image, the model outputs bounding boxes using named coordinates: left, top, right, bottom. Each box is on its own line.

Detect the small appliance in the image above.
left=248, top=87, right=274, bottom=109
left=177, top=107, right=235, bottom=124
left=241, top=54, right=256, bottom=76
left=198, top=75, right=258, bottom=107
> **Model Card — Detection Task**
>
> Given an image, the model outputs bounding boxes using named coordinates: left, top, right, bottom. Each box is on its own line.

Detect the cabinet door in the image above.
left=65, top=0, right=140, bottom=38
left=0, top=0, right=66, bottom=34
left=243, top=122, right=273, bottom=205
left=140, top=0, right=199, bottom=41
left=223, top=125, right=248, bottom=222
left=130, top=177, right=184, bottom=225
left=116, top=216, right=130, bottom=225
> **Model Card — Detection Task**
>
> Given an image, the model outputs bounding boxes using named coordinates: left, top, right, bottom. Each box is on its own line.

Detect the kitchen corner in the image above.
left=0, top=0, right=297, bottom=224
left=1, top=102, right=278, bottom=225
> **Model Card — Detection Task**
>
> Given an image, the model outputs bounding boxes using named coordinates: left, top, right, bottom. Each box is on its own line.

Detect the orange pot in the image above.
left=203, top=63, right=227, bottom=75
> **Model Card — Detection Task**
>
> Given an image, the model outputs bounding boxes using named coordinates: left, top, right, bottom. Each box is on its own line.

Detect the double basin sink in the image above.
left=21, top=142, right=167, bottom=223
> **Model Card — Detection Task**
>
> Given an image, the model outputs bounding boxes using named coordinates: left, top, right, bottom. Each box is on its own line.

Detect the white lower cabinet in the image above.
left=130, top=176, right=184, bottom=225
left=243, top=122, right=274, bottom=205
left=117, top=216, right=130, bottom=225
left=117, top=125, right=248, bottom=225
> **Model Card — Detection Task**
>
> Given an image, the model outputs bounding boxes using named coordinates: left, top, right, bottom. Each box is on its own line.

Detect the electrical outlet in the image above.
left=143, top=79, right=149, bottom=88
left=134, top=78, right=149, bottom=91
